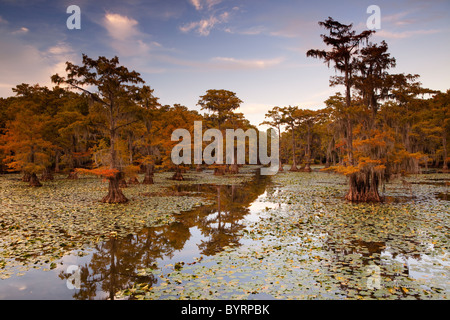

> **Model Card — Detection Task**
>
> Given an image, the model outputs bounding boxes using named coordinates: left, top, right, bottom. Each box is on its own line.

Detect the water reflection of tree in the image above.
left=197, top=185, right=248, bottom=255
left=196, top=173, right=270, bottom=255
left=60, top=170, right=270, bottom=299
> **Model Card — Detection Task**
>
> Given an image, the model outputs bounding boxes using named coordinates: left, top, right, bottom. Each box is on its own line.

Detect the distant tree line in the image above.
left=0, top=55, right=254, bottom=203
left=0, top=18, right=448, bottom=204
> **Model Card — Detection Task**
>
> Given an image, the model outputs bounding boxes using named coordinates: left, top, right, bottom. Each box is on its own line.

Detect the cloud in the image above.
left=235, top=102, right=272, bottom=131
left=181, top=0, right=229, bottom=36
left=205, top=0, right=222, bottom=9
left=225, top=25, right=266, bottom=36
left=179, top=16, right=220, bottom=36
left=384, top=12, right=431, bottom=28
left=237, top=103, right=270, bottom=116
left=211, top=56, right=284, bottom=70
left=11, top=27, right=29, bottom=35
left=383, top=10, right=416, bottom=26
left=103, top=13, right=139, bottom=41
left=381, top=5, right=447, bottom=27
left=147, top=53, right=284, bottom=72
left=189, top=0, right=203, bottom=11
left=45, top=42, right=77, bottom=79
left=267, top=17, right=315, bottom=38
left=96, top=12, right=179, bottom=74
left=180, top=12, right=230, bottom=36
left=0, top=37, right=76, bottom=97
left=0, top=14, right=77, bottom=97
left=47, top=42, right=74, bottom=55
left=375, top=28, right=442, bottom=39
left=188, top=0, right=222, bottom=11
left=101, top=12, right=165, bottom=57
left=296, top=88, right=338, bottom=108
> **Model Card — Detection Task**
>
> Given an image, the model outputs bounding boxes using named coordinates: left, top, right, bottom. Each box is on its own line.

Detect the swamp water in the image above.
left=0, top=168, right=448, bottom=299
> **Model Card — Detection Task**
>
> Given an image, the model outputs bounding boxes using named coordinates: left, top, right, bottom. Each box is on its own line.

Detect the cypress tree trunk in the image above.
left=22, top=172, right=31, bottom=182
left=289, top=127, right=298, bottom=171
left=229, top=163, right=239, bottom=174
left=142, top=174, right=154, bottom=184
left=325, top=138, right=334, bottom=168
left=278, top=126, right=283, bottom=172
left=172, top=170, right=184, bottom=181
left=345, top=172, right=381, bottom=202
left=304, top=128, right=312, bottom=172
left=229, top=148, right=239, bottom=174
left=443, top=135, right=448, bottom=171
left=55, top=151, right=60, bottom=173
left=103, top=118, right=128, bottom=202
left=304, top=162, right=312, bottom=172
left=67, top=170, right=78, bottom=179
left=127, top=176, right=140, bottom=185
left=41, top=167, right=54, bottom=181
left=214, top=166, right=225, bottom=176
left=102, top=173, right=128, bottom=203
left=172, top=166, right=184, bottom=181
left=119, top=178, right=128, bottom=188
left=142, top=165, right=154, bottom=184
left=29, top=173, right=42, bottom=187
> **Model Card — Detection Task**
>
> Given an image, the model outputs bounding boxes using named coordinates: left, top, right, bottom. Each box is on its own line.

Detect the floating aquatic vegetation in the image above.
left=0, top=172, right=220, bottom=279
left=117, top=171, right=449, bottom=300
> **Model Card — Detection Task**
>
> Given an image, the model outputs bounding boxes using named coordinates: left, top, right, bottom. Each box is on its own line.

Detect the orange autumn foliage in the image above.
left=0, top=110, right=54, bottom=174
left=75, top=167, right=119, bottom=178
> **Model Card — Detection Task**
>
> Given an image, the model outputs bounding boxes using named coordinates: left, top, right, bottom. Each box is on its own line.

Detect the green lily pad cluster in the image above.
left=116, top=170, right=449, bottom=300
left=0, top=172, right=223, bottom=279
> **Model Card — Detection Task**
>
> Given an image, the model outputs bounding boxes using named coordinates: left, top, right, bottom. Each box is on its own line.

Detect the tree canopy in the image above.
left=0, top=27, right=448, bottom=204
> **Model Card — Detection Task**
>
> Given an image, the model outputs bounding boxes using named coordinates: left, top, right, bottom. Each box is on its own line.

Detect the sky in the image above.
left=0, top=0, right=449, bottom=129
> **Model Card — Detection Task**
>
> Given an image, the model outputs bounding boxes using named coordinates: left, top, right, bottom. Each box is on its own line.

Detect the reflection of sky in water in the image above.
left=0, top=172, right=271, bottom=299
left=381, top=249, right=450, bottom=291
left=0, top=249, right=94, bottom=299
left=155, top=226, right=207, bottom=266
left=0, top=172, right=448, bottom=299
left=245, top=191, right=283, bottom=223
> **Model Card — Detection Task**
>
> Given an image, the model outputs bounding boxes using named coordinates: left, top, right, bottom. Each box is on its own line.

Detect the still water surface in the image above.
left=0, top=171, right=448, bottom=299
left=0, top=172, right=273, bottom=299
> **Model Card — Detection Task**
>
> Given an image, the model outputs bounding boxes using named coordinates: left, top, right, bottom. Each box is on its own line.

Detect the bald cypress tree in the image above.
left=52, top=55, right=149, bottom=203
left=307, top=17, right=373, bottom=166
